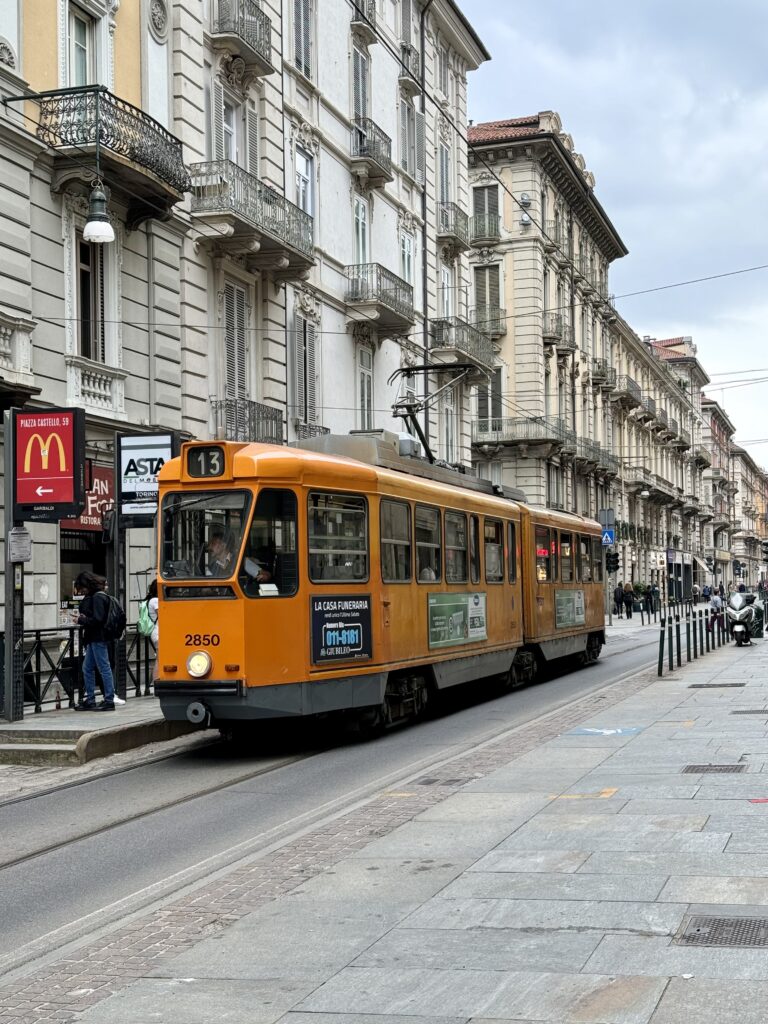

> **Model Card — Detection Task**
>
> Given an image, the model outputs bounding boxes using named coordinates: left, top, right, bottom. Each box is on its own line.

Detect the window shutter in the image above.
left=235, top=285, right=247, bottom=398
left=294, top=0, right=311, bottom=78
left=439, top=144, right=450, bottom=204
left=491, top=367, right=502, bottom=419
left=488, top=264, right=500, bottom=308
left=415, top=109, right=425, bottom=184
left=477, top=384, right=488, bottom=422
left=400, top=99, right=408, bottom=171
left=401, top=0, right=411, bottom=44
left=487, top=185, right=499, bottom=217
left=246, top=101, right=259, bottom=174
left=212, top=79, right=225, bottom=160
left=306, top=320, right=317, bottom=423
left=353, top=48, right=368, bottom=120
left=224, top=283, right=236, bottom=398
left=295, top=313, right=306, bottom=421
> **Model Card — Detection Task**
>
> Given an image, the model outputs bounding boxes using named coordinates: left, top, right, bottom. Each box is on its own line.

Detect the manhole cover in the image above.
left=414, top=777, right=469, bottom=786
left=681, top=764, right=746, bottom=774
left=731, top=710, right=768, bottom=715
left=677, top=915, right=768, bottom=947
left=689, top=683, right=746, bottom=688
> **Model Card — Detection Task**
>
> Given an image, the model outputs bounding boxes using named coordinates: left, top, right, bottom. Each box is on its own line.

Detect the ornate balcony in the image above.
left=470, top=305, right=507, bottom=339
left=625, top=464, right=653, bottom=492
left=636, top=395, right=656, bottom=423
left=189, top=160, right=314, bottom=275
left=693, top=444, right=712, bottom=467
left=472, top=415, right=571, bottom=451
left=543, top=220, right=566, bottom=254
left=345, top=263, right=414, bottom=329
left=673, top=425, right=691, bottom=450
left=669, top=416, right=679, bottom=437
left=399, top=43, right=421, bottom=96
left=210, top=0, right=274, bottom=76
left=350, top=117, right=392, bottom=187
left=612, top=374, right=641, bottom=409
left=699, top=502, right=714, bottom=523
left=597, top=447, right=619, bottom=477
left=470, top=213, right=501, bottom=247
left=575, top=438, right=601, bottom=470
left=295, top=422, right=330, bottom=440
left=211, top=397, right=282, bottom=444
left=542, top=312, right=563, bottom=342
left=65, top=354, right=127, bottom=419
left=431, top=316, right=495, bottom=374
left=36, top=86, right=190, bottom=223
left=351, top=0, right=377, bottom=44
left=591, top=358, right=616, bottom=390
left=649, top=474, right=676, bottom=504
left=656, top=408, right=669, bottom=432
left=682, top=494, right=700, bottom=516
left=556, top=322, right=577, bottom=355
left=436, top=202, right=470, bottom=253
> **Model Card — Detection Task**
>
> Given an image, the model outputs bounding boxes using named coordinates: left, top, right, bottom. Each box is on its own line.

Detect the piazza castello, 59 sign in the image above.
left=13, top=408, right=86, bottom=522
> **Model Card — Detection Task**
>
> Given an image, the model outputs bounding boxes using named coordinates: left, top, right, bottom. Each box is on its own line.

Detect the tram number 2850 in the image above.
left=184, top=634, right=221, bottom=647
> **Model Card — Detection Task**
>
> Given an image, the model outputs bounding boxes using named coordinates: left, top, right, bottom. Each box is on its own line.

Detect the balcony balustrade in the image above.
left=625, top=464, right=653, bottom=491
left=190, top=159, right=314, bottom=273
left=66, top=354, right=127, bottom=418
left=350, top=117, right=392, bottom=186
left=612, top=374, right=641, bottom=408
left=699, top=502, right=714, bottom=522
left=694, top=445, right=712, bottom=467
left=470, top=305, right=507, bottom=339
left=472, top=414, right=572, bottom=449
left=637, top=395, right=656, bottom=422
left=399, top=43, right=421, bottom=95
left=431, top=316, right=495, bottom=373
left=350, top=0, right=377, bottom=43
left=344, top=263, right=414, bottom=329
left=542, top=312, right=563, bottom=342
left=543, top=220, right=566, bottom=253
left=682, top=494, right=700, bottom=516
left=556, top=321, right=576, bottom=354
left=470, top=213, right=501, bottom=246
left=211, top=0, right=273, bottom=75
left=295, top=422, right=331, bottom=440
left=591, top=358, right=616, bottom=390
left=597, top=447, right=619, bottom=476
left=436, top=202, right=470, bottom=252
left=656, top=408, right=669, bottom=430
left=674, top=425, right=692, bottom=450
left=36, top=86, right=190, bottom=218
left=211, top=397, right=283, bottom=444
left=575, top=438, right=601, bottom=467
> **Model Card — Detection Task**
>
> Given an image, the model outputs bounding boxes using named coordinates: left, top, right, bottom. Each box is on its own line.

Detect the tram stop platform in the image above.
left=0, top=695, right=195, bottom=767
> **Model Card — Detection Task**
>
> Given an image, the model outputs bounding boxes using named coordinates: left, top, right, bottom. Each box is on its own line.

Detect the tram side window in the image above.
left=580, top=535, right=593, bottom=583
left=445, top=512, right=468, bottom=583
left=416, top=505, right=441, bottom=581
left=470, top=515, right=481, bottom=584
left=561, top=532, right=574, bottom=582
left=485, top=519, right=504, bottom=582
left=160, top=490, right=250, bottom=580
left=592, top=536, right=604, bottom=582
left=308, top=493, right=368, bottom=582
left=381, top=499, right=411, bottom=582
left=239, top=489, right=298, bottom=597
left=535, top=525, right=551, bottom=582
left=508, top=522, right=517, bottom=583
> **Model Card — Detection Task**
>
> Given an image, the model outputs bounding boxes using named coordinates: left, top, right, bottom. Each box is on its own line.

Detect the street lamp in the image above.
left=83, top=180, right=115, bottom=244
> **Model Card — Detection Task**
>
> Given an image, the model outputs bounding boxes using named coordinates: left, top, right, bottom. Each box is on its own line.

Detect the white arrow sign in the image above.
left=35, top=486, right=53, bottom=497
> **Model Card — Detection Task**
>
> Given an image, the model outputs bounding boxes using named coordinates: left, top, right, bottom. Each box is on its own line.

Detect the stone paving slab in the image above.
left=584, top=933, right=768, bottom=981
left=414, top=792, right=553, bottom=823
left=345, top=820, right=514, bottom=860
left=657, top=874, right=768, bottom=904
left=439, top=870, right=668, bottom=902
left=281, top=1016, right=469, bottom=1024
left=278, top=857, right=465, bottom=904
left=650, top=977, right=768, bottom=1024
left=296, top=966, right=669, bottom=1023
left=580, top=850, right=768, bottom=876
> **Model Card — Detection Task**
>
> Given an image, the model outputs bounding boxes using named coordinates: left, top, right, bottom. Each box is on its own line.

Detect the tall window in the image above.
left=401, top=0, right=412, bottom=43
left=473, top=185, right=499, bottom=223
left=441, top=387, right=456, bottom=463
left=477, top=367, right=502, bottom=430
left=400, top=98, right=416, bottom=175
left=437, top=46, right=449, bottom=95
left=223, top=98, right=237, bottom=162
left=352, top=46, right=369, bottom=120
left=358, top=346, right=373, bottom=430
left=474, top=264, right=500, bottom=320
left=439, top=142, right=451, bottom=204
left=294, top=312, right=316, bottom=425
left=294, top=0, right=312, bottom=79
left=296, top=148, right=313, bottom=214
left=76, top=233, right=105, bottom=363
left=223, top=282, right=248, bottom=400
left=440, top=264, right=453, bottom=317
left=69, top=4, right=94, bottom=87
left=354, top=196, right=369, bottom=264
left=400, top=231, right=414, bottom=284
left=210, top=84, right=258, bottom=171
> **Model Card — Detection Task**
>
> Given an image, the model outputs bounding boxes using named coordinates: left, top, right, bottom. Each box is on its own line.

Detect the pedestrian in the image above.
left=623, top=581, right=635, bottom=620
left=738, top=582, right=746, bottom=593
left=74, top=571, right=119, bottom=711
left=692, top=583, right=700, bottom=605
left=643, top=586, right=653, bottom=616
left=613, top=582, right=624, bottom=618
left=702, top=583, right=711, bottom=601
left=718, top=582, right=725, bottom=598
left=709, top=590, right=723, bottom=633
left=651, top=583, right=660, bottom=613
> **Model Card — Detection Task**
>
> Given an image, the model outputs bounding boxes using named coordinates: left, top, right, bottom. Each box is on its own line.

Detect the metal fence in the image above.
left=214, top=0, right=273, bottom=67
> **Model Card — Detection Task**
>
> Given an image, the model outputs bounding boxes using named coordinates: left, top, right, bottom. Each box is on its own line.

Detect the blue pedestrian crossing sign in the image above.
left=601, top=530, right=615, bottom=546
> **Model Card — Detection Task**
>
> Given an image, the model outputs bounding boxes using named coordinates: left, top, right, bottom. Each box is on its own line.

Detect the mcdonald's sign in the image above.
left=13, top=408, right=85, bottom=522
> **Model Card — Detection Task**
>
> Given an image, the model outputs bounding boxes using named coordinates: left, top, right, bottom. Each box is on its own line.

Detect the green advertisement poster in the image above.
left=428, top=592, right=487, bottom=649
left=555, top=589, right=586, bottom=628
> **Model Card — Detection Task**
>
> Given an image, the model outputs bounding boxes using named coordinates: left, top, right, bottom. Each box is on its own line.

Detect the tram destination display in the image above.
left=311, top=595, right=372, bottom=663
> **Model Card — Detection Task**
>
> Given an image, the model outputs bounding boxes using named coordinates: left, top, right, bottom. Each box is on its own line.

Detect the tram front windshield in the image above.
left=160, top=490, right=250, bottom=579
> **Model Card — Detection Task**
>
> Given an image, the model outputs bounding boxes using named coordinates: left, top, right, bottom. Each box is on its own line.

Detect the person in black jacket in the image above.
left=74, top=571, right=116, bottom=711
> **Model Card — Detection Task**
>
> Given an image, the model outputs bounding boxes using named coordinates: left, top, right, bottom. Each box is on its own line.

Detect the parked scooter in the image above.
left=726, top=592, right=757, bottom=646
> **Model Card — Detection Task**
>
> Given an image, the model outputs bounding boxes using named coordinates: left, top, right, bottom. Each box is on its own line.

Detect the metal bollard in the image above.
left=675, top=612, right=682, bottom=667
left=658, top=616, right=666, bottom=677
left=693, top=609, right=698, bottom=659
left=705, top=611, right=711, bottom=653
left=685, top=611, right=691, bottom=663
left=668, top=616, right=674, bottom=671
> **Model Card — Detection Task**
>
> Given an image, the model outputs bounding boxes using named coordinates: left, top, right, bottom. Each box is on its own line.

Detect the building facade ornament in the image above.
left=475, top=247, right=496, bottom=265
left=291, top=119, right=321, bottom=155
left=150, top=0, right=168, bottom=37
left=295, top=285, right=322, bottom=325
left=353, top=322, right=376, bottom=348
left=218, top=53, right=254, bottom=96
left=0, top=38, right=17, bottom=68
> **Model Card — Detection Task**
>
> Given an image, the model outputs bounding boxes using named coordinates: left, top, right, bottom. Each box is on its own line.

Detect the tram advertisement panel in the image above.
left=555, top=589, right=586, bottom=628
left=428, top=593, right=487, bottom=649
left=311, top=595, right=372, bottom=663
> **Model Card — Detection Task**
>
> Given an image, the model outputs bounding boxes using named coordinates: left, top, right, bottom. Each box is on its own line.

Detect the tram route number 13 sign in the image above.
left=311, top=595, right=372, bottom=663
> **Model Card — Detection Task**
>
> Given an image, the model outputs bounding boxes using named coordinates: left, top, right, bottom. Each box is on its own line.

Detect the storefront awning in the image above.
left=693, top=556, right=711, bottom=575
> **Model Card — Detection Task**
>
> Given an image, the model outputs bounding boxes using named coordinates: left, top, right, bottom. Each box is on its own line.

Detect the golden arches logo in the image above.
left=23, top=433, right=67, bottom=473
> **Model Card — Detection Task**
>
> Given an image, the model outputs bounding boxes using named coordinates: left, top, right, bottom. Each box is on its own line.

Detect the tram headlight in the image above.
left=186, top=651, right=212, bottom=678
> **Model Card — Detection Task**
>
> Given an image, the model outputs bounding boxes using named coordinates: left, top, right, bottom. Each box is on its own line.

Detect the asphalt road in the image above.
left=0, top=631, right=658, bottom=967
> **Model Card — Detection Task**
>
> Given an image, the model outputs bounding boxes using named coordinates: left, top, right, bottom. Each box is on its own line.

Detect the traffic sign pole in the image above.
left=3, top=411, right=25, bottom=722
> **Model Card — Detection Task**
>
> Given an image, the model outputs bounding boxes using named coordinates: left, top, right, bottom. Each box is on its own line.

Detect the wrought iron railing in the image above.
left=344, top=263, right=414, bottom=321
left=213, top=0, right=272, bottom=67
left=351, top=0, right=376, bottom=28
left=350, top=117, right=392, bottom=178
left=431, top=316, right=495, bottom=370
left=36, top=86, right=190, bottom=194
left=679, top=427, right=691, bottom=446
left=641, top=395, right=656, bottom=418
left=295, top=422, right=330, bottom=439
left=190, top=159, right=313, bottom=257
left=542, top=312, right=563, bottom=340
left=472, top=415, right=571, bottom=446
left=211, top=397, right=283, bottom=444
left=576, top=438, right=602, bottom=463
left=556, top=322, right=577, bottom=351
left=598, top=448, right=620, bottom=475
left=626, top=464, right=652, bottom=487
left=470, top=213, right=501, bottom=243
left=437, top=202, right=469, bottom=246
left=657, top=408, right=669, bottom=428
left=470, top=305, right=506, bottom=337
left=669, top=416, right=679, bottom=436
left=592, top=357, right=613, bottom=382
left=615, top=374, right=641, bottom=404
left=400, top=42, right=420, bottom=81
left=543, top=219, right=565, bottom=251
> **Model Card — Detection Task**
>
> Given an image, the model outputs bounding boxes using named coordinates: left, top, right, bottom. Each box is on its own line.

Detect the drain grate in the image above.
left=414, top=776, right=470, bottom=787
left=731, top=710, right=768, bottom=715
left=681, top=764, right=746, bottom=774
left=677, top=915, right=768, bottom=947
left=689, top=683, right=746, bottom=688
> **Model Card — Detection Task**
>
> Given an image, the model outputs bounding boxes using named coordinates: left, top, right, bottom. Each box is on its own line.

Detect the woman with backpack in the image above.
left=74, top=571, right=119, bottom=711
left=138, top=580, right=159, bottom=682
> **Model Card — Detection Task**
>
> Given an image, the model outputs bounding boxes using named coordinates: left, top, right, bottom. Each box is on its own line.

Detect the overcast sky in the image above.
left=460, top=0, right=768, bottom=463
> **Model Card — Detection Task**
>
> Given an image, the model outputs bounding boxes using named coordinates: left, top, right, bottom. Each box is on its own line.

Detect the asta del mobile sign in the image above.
left=117, top=432, right=177, bottom=526
left=13, top=408, right=86, bottom=522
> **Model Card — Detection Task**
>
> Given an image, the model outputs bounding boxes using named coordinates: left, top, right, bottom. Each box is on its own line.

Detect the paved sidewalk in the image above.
left=3, top=636, right=768, bottom=1023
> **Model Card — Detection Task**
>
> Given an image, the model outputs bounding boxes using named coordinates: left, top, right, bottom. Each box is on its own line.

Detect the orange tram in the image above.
left=154, top=432, right=605, bottom=732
